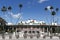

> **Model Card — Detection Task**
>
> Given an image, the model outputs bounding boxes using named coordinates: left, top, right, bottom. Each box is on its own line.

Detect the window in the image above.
left=29, top=31, right=31, bottom=33
left=32, top=31, right=35, bottom=33
left=36, top=31, right=40, bottom=33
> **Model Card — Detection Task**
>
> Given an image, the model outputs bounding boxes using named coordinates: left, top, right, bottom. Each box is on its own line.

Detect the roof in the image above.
left=0, top=17, right=7, bottom=24
left=6, top=24, right=60, bottom=28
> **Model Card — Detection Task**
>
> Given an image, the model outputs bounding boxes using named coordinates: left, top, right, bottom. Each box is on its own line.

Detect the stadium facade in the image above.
left=0, top=17, right=60, bottom=39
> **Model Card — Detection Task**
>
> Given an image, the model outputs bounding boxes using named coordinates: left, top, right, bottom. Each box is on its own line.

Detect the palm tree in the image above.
left=1, top=6, right=7, bottom=20
left=50, top=6, right=53, bottom=10
left=56, top=8, right=59, bottom=12
left=45, top=8, right=48, bottom=11
left=16, top=4, right=23, bottom=24
left=51, top=11, right=56, bottom=23
left=45, top=6, right=59, bottom=23
left=1, top=6, right=7, bottom=14
left=45, top=6, right=59, bottom=35
left=51, top=11, right=56, bottom=16
left=8, top=6, right=12, bottom=11
left=1, top=6, right=8, bottom=15
left=8, top=6, right=12, bottom=23
left=19, top=4, right=23, bottom=12
left=51, top=8, right=59, bottom=23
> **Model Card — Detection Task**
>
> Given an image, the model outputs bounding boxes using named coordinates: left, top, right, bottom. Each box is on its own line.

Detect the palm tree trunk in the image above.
left=52, top=16, right=54, bottom=23
left=16, top=8, right=22, bottom=24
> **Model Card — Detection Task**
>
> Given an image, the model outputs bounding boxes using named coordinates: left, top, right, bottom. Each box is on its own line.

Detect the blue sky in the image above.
left=0, top=0, right=60, bottom=24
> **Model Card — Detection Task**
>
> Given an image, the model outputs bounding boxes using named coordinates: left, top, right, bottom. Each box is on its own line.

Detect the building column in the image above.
left=49, top=27, right=52, bottom=34
left=12, top=27, right=14, bottom=31
left=43, top=27, right=45, bottom=32
left=47, top=27, right=48, bottom=33
left=16, top=28, right=17, bottom=32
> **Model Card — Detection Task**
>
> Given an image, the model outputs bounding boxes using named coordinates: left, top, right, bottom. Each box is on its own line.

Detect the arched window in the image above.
left=32, top=31, right=35, bottom=33
left=24, top=31, right=27, bottom=33
left=36, top=31, right=40, bottom=33
left=29, top=31, right=31, bottom=33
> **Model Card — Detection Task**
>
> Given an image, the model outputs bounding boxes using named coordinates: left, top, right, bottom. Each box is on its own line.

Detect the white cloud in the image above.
left=11, top=12, right=22, bottom=19
left=6, top=22, right=13, bottom=25
left=47, top=6, right=51, bottom=10
left=47, top=6, right=53, bottom=12
left=38, top=0, right=48, bottom=3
